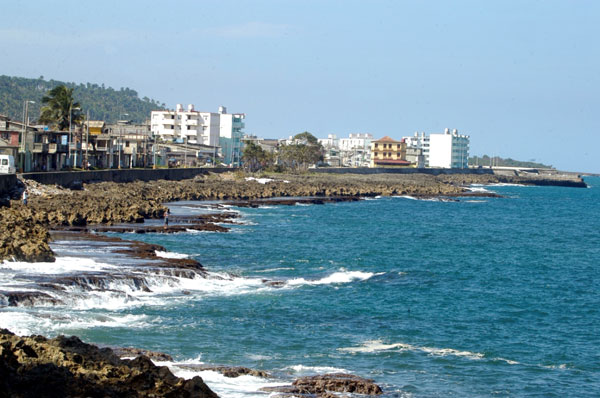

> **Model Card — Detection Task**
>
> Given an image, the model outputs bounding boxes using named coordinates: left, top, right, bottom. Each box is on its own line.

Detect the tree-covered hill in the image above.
left=0, top=75, right=166, bottom=124
left=469, top=155, right=553, bottom=169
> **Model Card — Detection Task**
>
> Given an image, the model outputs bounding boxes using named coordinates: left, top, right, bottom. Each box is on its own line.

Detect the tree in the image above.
left=293, top=131, right=319, bottom=145
left=242, top=142, right=274, bottom=172
left=38, top=85, right=83, bottom=130
left=278, top=131, right=323, bottom=171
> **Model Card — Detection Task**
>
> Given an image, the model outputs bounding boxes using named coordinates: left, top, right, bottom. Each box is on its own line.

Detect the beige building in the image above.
left=370, top=136, right=409, bottom=167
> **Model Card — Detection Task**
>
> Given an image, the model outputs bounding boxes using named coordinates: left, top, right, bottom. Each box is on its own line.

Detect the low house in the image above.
left=0, top=116, right=20, bottom=158
left=31, top=129, right=70, bottom=171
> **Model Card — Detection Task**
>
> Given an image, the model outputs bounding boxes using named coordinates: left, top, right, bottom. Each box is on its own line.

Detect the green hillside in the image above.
left=469, top=155, right=552, bottom=169
left=0, top=75, right=166, bottom=124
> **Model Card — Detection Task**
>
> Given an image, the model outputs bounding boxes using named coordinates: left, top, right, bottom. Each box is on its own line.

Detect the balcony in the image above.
left=32, top=143, right=48, bottom=153
left=48, top=143, right=69, bottom=153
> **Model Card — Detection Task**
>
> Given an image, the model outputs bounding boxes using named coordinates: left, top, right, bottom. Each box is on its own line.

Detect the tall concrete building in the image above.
left=151, top=105, right=245, bottom=166
left=428, top=128, right=470, bottom=168
left=403, top=131, right=430, bottom=166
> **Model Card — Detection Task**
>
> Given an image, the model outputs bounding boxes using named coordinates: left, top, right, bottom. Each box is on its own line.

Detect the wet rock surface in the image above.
left=176, top=363, right=270, bottom=378
left=0, top=329, right=218, bottom=398
left=111, top=346, right=174, bottom=362
left=260, top=373, right=383, bottom=396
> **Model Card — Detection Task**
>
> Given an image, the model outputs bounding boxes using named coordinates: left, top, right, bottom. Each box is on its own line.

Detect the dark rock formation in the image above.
left=0, top=329, right=218, bottom=398
left=261, top=373, right=383, bottom=396
left=112, top=346, right=174, bottom=362
left=176, top=363, right=270, bottom=378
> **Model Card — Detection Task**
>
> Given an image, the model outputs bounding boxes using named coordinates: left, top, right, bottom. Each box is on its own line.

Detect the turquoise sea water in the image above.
left=2, top=178, right=599, bottom=397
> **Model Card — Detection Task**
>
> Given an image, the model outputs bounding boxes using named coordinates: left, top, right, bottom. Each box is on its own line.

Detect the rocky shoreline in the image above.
left=1, top=171, right=586, bottom=263
left=0, top=171, right=588, bottom=396
left=0, top=328, right=384, bottom=398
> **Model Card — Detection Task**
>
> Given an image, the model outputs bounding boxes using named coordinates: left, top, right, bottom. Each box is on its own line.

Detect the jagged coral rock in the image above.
left=0, top=329, right=218, bottom=398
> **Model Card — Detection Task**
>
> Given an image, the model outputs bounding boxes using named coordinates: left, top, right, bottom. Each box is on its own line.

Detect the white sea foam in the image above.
left=185, top=229, right=212, bottom=234
left=486, top=183, right=528, bottom=187
left=286, top=364, right=348, bottom=375
left=394, top=195, right=418, bottom=200
left=246, top=353, right=273, bottom=361
left=542, top=363, right=568, bottom=369
left=155, top=251, right=189, bottom=259
left=339, top=340, right=530, bottom=366
left=339, top=340, right=485, bottom=361
left=253, top=267, right=295, bottom=273
left=1, top=257, right=117, bottom=274
left=158, top=358, right=288, bottom=398
left=287, top=270, right=382, bottom=286
left=466, top=186, right=492, bottom=193
left=0, top=310, right=149, bottom=336
left=393, top=195, right=447, bottom=202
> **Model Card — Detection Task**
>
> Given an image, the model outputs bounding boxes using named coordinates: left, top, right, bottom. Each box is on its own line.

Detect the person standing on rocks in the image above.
left=164, top=208, right=170, bottom=228
left=22, top=189, right=29, bottom=206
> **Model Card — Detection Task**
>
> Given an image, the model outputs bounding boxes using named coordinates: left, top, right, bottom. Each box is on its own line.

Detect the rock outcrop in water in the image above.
left=0, top=206, right=54, bottom=262
left=0, top=329, right=218, bottom=398
left=260, top=373, right=383, bottom=396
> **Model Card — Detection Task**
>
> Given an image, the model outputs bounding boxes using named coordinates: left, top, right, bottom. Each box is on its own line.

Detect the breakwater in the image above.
left=313, top=167, right=494, bottom=175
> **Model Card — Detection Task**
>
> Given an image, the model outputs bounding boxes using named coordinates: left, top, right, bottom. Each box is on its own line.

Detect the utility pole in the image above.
left=85, top=110, right=89, bottom=169
left=20, top=100, right=35, bottom=172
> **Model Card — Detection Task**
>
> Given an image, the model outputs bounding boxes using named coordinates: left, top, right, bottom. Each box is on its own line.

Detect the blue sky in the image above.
left=1, top=0, right=598, bottom=172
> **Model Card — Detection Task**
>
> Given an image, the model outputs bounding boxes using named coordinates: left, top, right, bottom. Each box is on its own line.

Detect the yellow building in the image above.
left=370, top=136, right=409, bottom=167
left=85, top=121, right=106, bottom=135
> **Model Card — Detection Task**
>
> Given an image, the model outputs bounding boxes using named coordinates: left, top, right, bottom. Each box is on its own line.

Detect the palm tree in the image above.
left=38, top=85, right=83, bottom=130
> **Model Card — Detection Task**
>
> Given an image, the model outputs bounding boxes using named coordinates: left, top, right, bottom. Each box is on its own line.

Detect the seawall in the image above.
left=0, top=174, right=18, bottom=196
left=313, top=167, right=494, bottom=175
left=18, top=167, right=232, bottom=188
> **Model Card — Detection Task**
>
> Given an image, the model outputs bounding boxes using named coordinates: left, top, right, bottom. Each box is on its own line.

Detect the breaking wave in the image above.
left=287, top=270, right=383, bottom=286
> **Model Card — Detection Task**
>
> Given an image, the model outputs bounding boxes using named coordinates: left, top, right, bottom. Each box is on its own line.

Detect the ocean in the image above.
left=1, top=177, right=599, bottom=397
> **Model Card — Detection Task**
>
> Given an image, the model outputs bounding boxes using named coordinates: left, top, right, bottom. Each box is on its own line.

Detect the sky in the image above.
left=1, top=0, right=598, bottom=172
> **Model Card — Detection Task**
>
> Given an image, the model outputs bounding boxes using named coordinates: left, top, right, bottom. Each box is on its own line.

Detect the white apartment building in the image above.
left=428, top=128, right=470, bottom=168
left=339, top=133, right=373, bottom=152
left=339, top=133, right=372, bottom=167
left=318, top=134, right=339, bottom=150
left=403, top=131, right=430, bottom=166
left=151, top=105, right=245, bottom=166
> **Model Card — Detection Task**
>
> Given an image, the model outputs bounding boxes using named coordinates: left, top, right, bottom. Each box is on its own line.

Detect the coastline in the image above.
left=0, top=171, right=591, bottom=397
left=0, top=171, right=587, bottom=263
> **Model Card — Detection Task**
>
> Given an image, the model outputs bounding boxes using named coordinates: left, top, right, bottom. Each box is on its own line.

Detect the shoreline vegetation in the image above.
left=0, top=171, right=588, bottom=397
